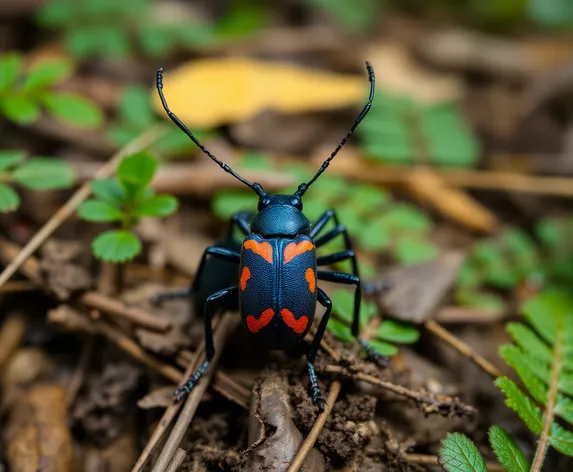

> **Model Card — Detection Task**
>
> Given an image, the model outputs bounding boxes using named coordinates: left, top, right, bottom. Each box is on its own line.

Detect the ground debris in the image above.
left=74, top=362, right=141, bottom=446
left=4, top=383, right=75, bottom=472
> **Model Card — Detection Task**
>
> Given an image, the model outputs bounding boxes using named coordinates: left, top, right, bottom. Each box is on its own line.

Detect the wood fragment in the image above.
left=425, top=319, right=503, bottom=379
left=0, top=313, right=27, bottom=370
left=165, top=448, right=186, bottom=472
left=286, top=381, right=341, bottom=472
left=0, top=125, right=168, bottom=291
left=151, top=315, right=239, bottom=472
left=5, top=384, right=75, bottom=472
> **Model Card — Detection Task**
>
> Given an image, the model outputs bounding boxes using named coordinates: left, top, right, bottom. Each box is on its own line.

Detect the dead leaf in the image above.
left=366, top=42, right=463, bottom=104
left=406, top=167, right=498, bottom=233
left=137, top=386, right=174, bottom=409
left=238, top=373, right=325, bottom=472
left=5, top=384, right=75, bottom=472
left=368, top=251, right=464, bottom=323
left=153, top=57, right=366, bottom=128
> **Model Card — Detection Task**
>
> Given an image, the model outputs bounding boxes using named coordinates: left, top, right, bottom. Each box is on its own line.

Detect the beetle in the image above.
left=154, top=62, right=382, bottom=410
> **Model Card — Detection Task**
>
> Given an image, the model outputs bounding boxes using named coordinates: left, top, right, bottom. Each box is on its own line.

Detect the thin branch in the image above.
left=165, top=448, right=186, bottom=472
left=0, top=124, right=168, bottom=290
left=531, top=324, right=563, bottom=472
left=325, top=365, right=476, bottom=417
left=151, top=315, right=239, bottom=472
left=286, top=381, right=342, bottom=472
left=425, top=319, right=503, bottom=379
left=80, top=291, right=170, bottom=332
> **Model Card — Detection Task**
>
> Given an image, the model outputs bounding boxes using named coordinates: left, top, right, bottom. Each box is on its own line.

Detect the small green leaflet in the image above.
left=438, top=433, right=487, bottom=472
left=12, top=158, right=75, bottom=189
left=92, top=229, right=142, bottom=263
left=0, top=151, right=25, bottom=171
left=0, top=183, right=20, bottom=213
left=90, top=179, right=126, bottom=206
left=41, top=91, right=104, bottom=128
left=117, top=151, right=157, bottom=190
left=78, top=200, right=123, bottom=222
left=488, top=426, right=529, bottom=472
left=135, top=195, right=178, bottom=217
left=376, top=320, right=420, bottom=343
left=23, top=59, right=73, bottom=91
left=495, top=377, right=543, bottom=434
left=0, top=95, right=40, bottom=124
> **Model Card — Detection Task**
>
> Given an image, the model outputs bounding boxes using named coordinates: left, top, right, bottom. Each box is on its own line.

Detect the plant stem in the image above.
left=531, top=325, right=563, bottom=472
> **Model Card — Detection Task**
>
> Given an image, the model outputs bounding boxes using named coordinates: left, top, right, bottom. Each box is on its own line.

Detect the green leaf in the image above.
left=12, top=158, right=75, bottom=189
left=135, top=194, right=178, bottom=217
left=495, top=376, right=543, bottom=434
left=0, top=151, right=25, bottom=171
left=0, top=95, right=40, bottom=124
left=331, top=290, right=374, bottom=328
left=78, top=200, right=124, bottom=222
left=23, top=59, right=73, bottom=91
left=116, top=85, right=155, bottom=128
left=377, top=204, right=433, bottom=236
left=92, top=229, right=142, bottom=263
left=0, top=53, right=22, bottom=91
left=522, top=290, right=572, bottom=345
left=368, top=339, right=398, bottom=356
left=90, top=179, right=126, bottom=206
left=212, top=191, right=256, bottom=221
left=376, top=320, right=420, bottom=344
left=216, top=3, right=267, bottom=38
left=41, top=92, right=104, bottom=128
left=499, top=344, right=548, bottom=404
left=357, top=220, right=391, bottom=252
left=507, top=322, right=553, bottom=364
left=455, top=289, right=506, bottom=312
left=528, top=0, right=573, bottom=28
left=305, top=0, right=382, bottom=33
left=117, top=151, right=157, bottom=191
left=438, top=432, right=487, bottom=472
left=326, top=317, right=353, bottom=342
left=394, top=237, right=439, bottom=265
left=550, top=422, right=573, bottom=456
left=0, top=183, right=20, bottom=212
left=488, top=425, right=529, bottom=472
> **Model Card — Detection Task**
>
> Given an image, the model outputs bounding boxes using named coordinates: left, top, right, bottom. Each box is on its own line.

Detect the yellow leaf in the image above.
left=152, top=57, right=366, bottom=128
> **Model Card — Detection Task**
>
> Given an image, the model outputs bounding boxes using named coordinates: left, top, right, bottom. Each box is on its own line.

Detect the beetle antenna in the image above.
left=156, top=68, right=265, bottom=197
left=294, top=61, right=375, bottom=198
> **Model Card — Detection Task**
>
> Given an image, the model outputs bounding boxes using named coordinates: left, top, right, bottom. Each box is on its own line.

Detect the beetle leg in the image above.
left=227, top=211, right=252, bottom=238
left=317, top=249, right=358, bottom=278
left=317, top=271, right=388, bottom=366
left=306, top=288, right=332, bottom=411
left=173, top=285, right=239, bottom=401
left=310, top=209, right=338, bottom=239
left=152, top=245, right=240, bottom=305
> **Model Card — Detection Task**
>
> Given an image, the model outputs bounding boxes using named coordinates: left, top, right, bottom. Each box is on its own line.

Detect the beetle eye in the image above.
left=258, top=197, right=271, bottom=210
left=291, top=197, right=302, bottom=209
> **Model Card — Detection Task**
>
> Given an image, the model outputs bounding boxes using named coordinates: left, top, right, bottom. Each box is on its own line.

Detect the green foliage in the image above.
left=0, top=53, right=102, bottom=128
left=360, top=92, right=480, bottom=168
left=326, top=289, right=419, bottom=357
left=527, top=0, right=573, bottom=28
left=439, top=290, right=573, bottom=471
left=0, top=151, right=75, bottom=212
left=456, top=217, right=573, bottom=310
left=78, top=152, right=178, bottom=263
left=36, top=0, right=266, bottom=60
left=439, top=433, right=487, bottom=472
left=107, top=85, right=204, bottom=155
left=303, top=0, right=385, bottom=33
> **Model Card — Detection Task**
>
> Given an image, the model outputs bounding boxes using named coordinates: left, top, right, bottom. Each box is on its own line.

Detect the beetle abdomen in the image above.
left=239, top=234, right=317, bottom=349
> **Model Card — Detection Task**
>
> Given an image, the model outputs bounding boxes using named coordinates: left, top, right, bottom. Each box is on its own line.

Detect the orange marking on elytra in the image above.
left=244, top=240, right=273, bottom=263
left=305, top=268, right=316, bottom=292
left=246, top=308, right=274, bottom=333
left=280, top=308, right=308, bottom=335
left=240, top=266, right=251, bottom=291
left=284, top=241, right=314, bottom=264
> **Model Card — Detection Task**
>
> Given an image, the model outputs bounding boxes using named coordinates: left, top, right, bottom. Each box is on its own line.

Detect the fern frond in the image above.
left=495, top=376, right=543, bottom=434
left=488, top=425, right=529, bottom=472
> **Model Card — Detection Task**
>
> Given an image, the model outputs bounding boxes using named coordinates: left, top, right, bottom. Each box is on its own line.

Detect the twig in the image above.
left=286, top=381, right=341, bottom=472
left=531, top=324, right=563, bottom=472
left=0, top=281, right=39, bottom=293
left=0, top=313, right=27, bottom=370
left=80, top=291, right=170, bottom=332
left=425, top=319, right=503, bottom=379
left=0, top=125, right=167, bottom=290
left=151, top=315, right=239, bottom=472
left=165, top=448, right=186, bottom=472
left=325, top=365, right=476, bottom=417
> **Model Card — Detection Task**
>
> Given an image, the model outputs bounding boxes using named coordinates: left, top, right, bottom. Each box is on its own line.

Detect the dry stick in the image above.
left=0, top=313, right=27, bottom=370
left=404, top=453, right=505, bottom=472
left=0, top=281, right=39, bottom=293
left=0, top=124, right=168, bottom=290
left=165, top=448, right=186, bottom=472
left=286, top=381, right=342, bottom=472
left=151, top=315, right=239, bottom=472
left=324, top=365, right=476, bottom=416
left=425, top=319, right=503, bottom=379
left=80, top=291, right=170, bottom=332
left=530, top=326, right=563, bottom=472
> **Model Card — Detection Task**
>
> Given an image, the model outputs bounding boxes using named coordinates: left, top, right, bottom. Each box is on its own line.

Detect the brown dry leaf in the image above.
left=137, top=386, right=174, bottom=409
left=406, top=167, right=498, bottom=233
left=153, top=57, right=366, bottom=128
left=5, top=384, right=75, bottom=472
left=366, top=42, right=463, bottom=104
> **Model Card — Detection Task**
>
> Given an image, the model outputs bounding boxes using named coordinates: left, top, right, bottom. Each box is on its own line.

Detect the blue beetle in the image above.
left=154, top=62, right=382, bottom=410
